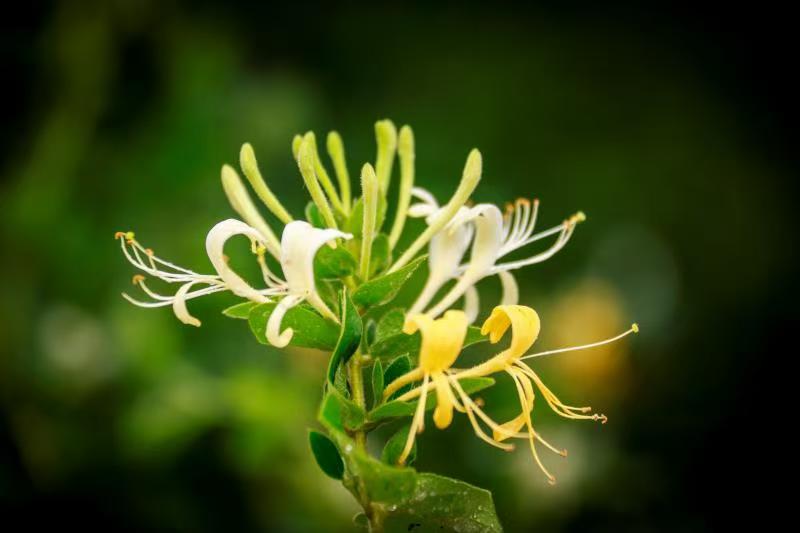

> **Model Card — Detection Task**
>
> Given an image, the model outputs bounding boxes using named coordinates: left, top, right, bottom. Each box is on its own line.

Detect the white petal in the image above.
left=426, top=204, right=504, bottom=318
left=409, top=218, right=473, bottom=314
left=266, top=294, right=304, bottom=347
left=280, top=220, right=351, bottom=296
left=463, top=285, right=480, bottom=324
left=173, top=282, right=202, bottom=327
left=410, top=187, right=439, bottom=209
left=206, top=219, right=272, bottom=303
left=498, top=270, right=519, bottom=305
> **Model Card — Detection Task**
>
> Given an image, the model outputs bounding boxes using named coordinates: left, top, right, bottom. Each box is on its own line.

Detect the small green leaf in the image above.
left=308, top=430, right=344, bottom=479
left=371, top=359, right=384, bottom=408
left=314, top=244, right=357, bottom=279
left=383, top=354, right=412, bottom=400
left=367, top=377, right=496, bottom=424
left=326, top=289, right=363, bottom=384
left=320, top=386, right=366, bottom=432
left=352, top=255, right=426, bottom=308
left=381, top=424, right=416, bottom=466
left=375, top=308, right=405, bottom=343
left=305, top=202, right=325, bottom=228
left=369, top=233, right=391, bottom=277
left=248, top=303, right=339, bottom=350
left=222, top=301, right=258, bottom=319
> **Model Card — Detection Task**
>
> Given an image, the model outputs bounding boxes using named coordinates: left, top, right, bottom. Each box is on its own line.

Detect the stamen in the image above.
left=399, top=373, right=430, bottom=464
left=520, top=324, right=639, bottom=360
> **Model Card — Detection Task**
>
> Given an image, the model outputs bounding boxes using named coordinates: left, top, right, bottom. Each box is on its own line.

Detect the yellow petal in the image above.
left=480, top=305, right=541, bottom=360
left=404, top=310, right=468, bottom=373
left=432, top=374, right=454, bottom=429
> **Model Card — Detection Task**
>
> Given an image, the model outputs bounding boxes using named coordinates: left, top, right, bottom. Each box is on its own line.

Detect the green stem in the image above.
left=348, top=353, right=385, bottom=532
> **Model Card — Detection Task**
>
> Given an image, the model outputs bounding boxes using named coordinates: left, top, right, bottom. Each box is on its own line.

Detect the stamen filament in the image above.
left=520, top=324, right=639, bottom=360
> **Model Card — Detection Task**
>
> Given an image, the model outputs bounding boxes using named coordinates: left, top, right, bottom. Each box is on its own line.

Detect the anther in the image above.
left=132, top=274, right=145, bottom=284
left=632, top=323, right=639, bottom=333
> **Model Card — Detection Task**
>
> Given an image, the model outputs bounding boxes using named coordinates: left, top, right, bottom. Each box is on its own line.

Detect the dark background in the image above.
left=1, top=1, right=795, bottom=531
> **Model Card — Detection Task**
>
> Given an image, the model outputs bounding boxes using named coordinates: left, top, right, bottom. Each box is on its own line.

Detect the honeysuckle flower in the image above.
left=408, top=190, right=586, bottom=321
left=452, top=305, right=638, bottom=483
left=117, top=219, right=351, bottom=345
left=381, top=310, right=519, bottom=464
left=407, top=187, right=476, bottom=320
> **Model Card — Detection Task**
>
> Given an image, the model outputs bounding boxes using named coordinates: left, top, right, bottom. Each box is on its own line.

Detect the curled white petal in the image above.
left=266, top=294, right=304, bottom=347
left=206, top=219, right=271, bottom=303
left=173, top=282, right=202, bottom=327
left=280, top=220, right=351, bottom=320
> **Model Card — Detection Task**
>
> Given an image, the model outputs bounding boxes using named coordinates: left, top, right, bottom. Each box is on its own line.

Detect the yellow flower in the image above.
left=383, top=310, right=520, bottom=464
left=454, top=304, right=638, bottom=484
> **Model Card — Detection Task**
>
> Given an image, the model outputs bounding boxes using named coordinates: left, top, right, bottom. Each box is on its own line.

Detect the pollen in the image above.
left=131, top=274, right=145, bottom=285
left=569, top=211, right=587, bottom=224
left=632, top=322, right=639, bottom=333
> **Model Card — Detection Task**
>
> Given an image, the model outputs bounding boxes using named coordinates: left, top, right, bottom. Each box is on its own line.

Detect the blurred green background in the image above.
left=1, top=1, right=794, bottom=531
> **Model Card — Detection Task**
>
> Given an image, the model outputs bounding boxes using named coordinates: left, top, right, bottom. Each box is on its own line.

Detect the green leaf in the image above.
left=381, top=424, right=416, bottom=466
left=382, top=354, right=412, bottom=400
left=314, top=244, right=357, bottom=280
left=375, top=308, right=405, bottom=343
left=372, top=325, right=488, bottom=361
left=248, top=303, right=339, bottom=350
left=308, top=430, right=344, bottom=479
left=367, top=377, right=496, bottom=424
left=389, top=473, right=502, bottom=532
left=326, top=289, right=363, bottom=384
left=352, top=255, right=426, bottom=308
left=369, top=233, right=391, bottom=277
left=222, top=301, right=258, bottom=319
left=371, top=359, right=384, bottom=408
left=305, top=201, right=325, bottom=228
left=320, top=386, right=366, bottom=432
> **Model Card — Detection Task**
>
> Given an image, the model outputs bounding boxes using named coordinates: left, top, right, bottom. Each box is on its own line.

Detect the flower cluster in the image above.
left=116, top=119, right=637, bottom=484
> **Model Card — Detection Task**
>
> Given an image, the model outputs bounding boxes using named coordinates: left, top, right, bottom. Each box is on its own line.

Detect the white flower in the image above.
left=118, top=220, right=351, bottom=345
left=408, top=189, right=585, bottom=320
